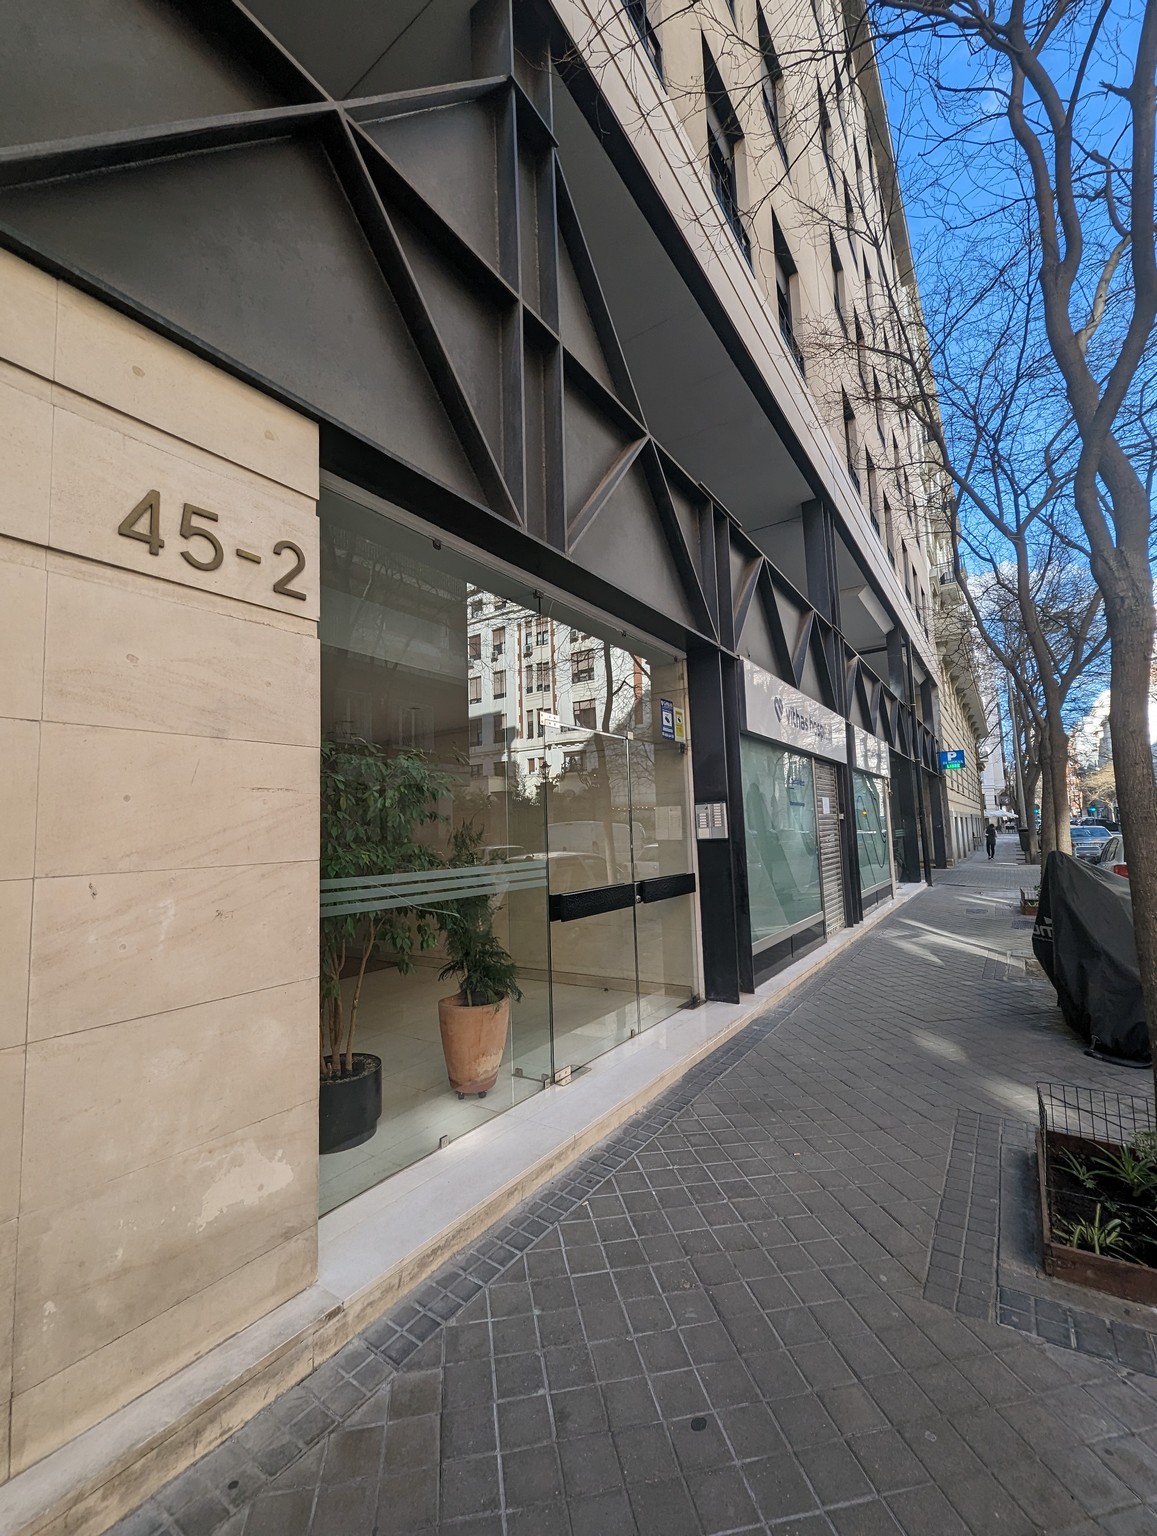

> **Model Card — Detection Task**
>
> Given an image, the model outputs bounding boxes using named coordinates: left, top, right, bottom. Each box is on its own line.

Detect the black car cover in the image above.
left=1032, top=851, right=1149, bottom=1064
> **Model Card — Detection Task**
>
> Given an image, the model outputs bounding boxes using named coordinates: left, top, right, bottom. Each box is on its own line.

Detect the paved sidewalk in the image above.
left=116, top=837, right=1157, bottom=1536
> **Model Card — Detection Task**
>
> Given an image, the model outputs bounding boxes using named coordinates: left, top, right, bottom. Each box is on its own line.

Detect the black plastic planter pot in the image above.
left=319, top=1053, right=382, bottom=1155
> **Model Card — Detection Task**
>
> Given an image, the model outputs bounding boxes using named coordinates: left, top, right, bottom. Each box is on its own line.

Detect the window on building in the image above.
left=863, top=255, right=876, bottom=331
left=817, top=89, right=835, bottom=187
left=830, top=237, right=846, bottom=330
left=872, top=371, right=885, bottom=441
left=494, top=759, right=507, bottom=778
left=493, top=669, right=507, bottom=700
left=854, top=141, right=866, bottom=210
left=623, top=0, right=662, bottom=75
left=469, top=598, right=484, bottom=620
left=854, top=314, right=867, bottom=390
left=842, top=393, right=860, bottom=491
left=469, top=674, right=482, bottom=704
left=492, top=625, right=505, bottom=656
left=525, top=663, right=535, bottom=692
left=773, top=217, right=803, bottom=372
left=574, top=700, right=598, bottom=730
left=703, top=43, right=750, bottom=260
left=536, top=661, right=551, bottom=691
left=757, top=10, right=789, bottom=166
left=468, top=632, right=481, bottom=661
left=866, top=453, right=880, bottom=533
left=843, top=176, right=856, bottom=248
left=492, top=711, right=505, bottom=742
left=834, top=61, right=847, bottom=129
left=470, top=762, right=483, bottom=778
left=883, top=493, right=895, bottom=563
left=492, top=596, right=506, bottom=612
left=571, top=648, right=595, bottom=683
left=537, top=623, right=549, bottom=647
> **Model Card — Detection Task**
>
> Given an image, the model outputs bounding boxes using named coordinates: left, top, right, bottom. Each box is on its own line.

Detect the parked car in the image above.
left=1095, top=833, right=1129, bottom=878
left=1069, top=823, right=1112, bottom=862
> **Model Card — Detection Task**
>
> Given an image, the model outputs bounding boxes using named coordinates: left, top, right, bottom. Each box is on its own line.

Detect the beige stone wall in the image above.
left=0, top=251, right=321, bottom=1480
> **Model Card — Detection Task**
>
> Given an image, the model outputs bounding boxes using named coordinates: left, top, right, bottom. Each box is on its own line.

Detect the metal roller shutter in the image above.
left=814, top=759, right=845, bottom=937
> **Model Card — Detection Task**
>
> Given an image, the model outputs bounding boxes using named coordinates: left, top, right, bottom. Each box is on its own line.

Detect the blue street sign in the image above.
left=659, top=698, right=676, bottom=740
left=939, top=749, right=966, bottom=771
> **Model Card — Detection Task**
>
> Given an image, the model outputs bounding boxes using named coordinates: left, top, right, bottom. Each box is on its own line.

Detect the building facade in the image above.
left=0, top=0, right=981, bottom=1522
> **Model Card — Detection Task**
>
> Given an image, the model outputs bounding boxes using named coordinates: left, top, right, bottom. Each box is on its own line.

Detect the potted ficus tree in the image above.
left=436, top=822, right=522, bottom=1098
left=319, top=739, right=449, bottom=1153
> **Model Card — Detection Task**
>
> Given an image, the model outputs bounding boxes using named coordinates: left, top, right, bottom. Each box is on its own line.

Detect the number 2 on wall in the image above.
left=117, top=490, right=307, bottom=601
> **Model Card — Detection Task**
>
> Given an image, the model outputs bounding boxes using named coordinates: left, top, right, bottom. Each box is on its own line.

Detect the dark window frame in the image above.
left=624, top=0, right=663, bottom=77
left=702, top=40, right=751, bottom=262
left=773, top=215, right=804, bottom=373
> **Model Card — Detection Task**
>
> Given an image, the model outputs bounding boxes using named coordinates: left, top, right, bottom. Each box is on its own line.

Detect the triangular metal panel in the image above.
left=736, top=584, right=782, bottom=676
left=0, top=136, right=485, bottom=502
left=808, top=623, right=839, bottom=711
left=791, top=612, right=814, bottom=689
left=638, top=445, right=714, bottom=638
left=0, top=0, right=289, bottom=151
left=392, top=212, right=505, bottom=476
left=557, top=237, right=617, bottom=394
left=555, top=168, right=642, bottom=416
left=755, top=567, right=795, bottom=680
left=570, top=457, right=698, bottom=631
left=563, top=384, right=632, bottom=526
left=361, top=97, right=500, bottom=266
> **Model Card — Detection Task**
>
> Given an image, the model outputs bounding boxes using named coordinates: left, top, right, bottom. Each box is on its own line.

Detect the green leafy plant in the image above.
left=436, top=821, right=523, bottom=1008
left=1053, top=1204, right=1130, bottom=1258
left=320, top=740, right=450, bottom=1078
left=1053, top=1148, right=1098, bottom=1191
left=1090, top=1143, right=1157, bottom=1201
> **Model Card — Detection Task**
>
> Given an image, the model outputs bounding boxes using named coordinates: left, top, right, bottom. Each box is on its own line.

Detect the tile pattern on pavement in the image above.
left=111, top=839, right=1157, bottom=1536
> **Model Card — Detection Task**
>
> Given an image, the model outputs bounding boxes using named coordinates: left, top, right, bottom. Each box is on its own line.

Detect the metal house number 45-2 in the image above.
left=117, top=490, right=307, bottom=600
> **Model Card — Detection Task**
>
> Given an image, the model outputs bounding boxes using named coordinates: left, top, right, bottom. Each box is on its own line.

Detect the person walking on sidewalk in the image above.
left=985, top=821, right=997, bottom=859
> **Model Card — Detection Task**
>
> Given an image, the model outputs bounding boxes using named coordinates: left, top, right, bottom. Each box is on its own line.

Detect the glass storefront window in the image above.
left=740, top=736, right=822, bottom=945
left=318, top=485, right=699, bottom=1210
left=853, top=770, right=891, bottom=892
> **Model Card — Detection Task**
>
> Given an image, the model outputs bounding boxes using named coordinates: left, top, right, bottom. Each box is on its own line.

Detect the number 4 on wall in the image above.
left=117, top=490, right=163, bottom=555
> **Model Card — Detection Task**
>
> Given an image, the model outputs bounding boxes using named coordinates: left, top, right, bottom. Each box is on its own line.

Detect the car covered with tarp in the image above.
left=1032, top=851, right=1149, bottom=1065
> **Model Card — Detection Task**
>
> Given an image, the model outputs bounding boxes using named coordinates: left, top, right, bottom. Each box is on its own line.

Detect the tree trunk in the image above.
left=1022, top=761, right=1041, bottom=863
left=1103, top=579, right=1157, bottom=1093
left=1038, top=744, right=1056, bottom=861
left=1044, top=711, right=1073, bottom=857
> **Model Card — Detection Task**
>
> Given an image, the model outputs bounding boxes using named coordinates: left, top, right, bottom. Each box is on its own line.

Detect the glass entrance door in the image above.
left=544, top=730, right=697, bottom=1073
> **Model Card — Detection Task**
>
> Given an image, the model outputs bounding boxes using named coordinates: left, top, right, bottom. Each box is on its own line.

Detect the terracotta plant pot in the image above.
left=438, top=994, right=511, bottom=1098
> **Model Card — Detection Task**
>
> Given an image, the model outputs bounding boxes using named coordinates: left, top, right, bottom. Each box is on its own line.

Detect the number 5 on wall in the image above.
left=179, top=504, right=224, bottom=571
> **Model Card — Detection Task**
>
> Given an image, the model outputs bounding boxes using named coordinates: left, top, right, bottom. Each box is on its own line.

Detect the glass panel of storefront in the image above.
left=740, top=736, right=823, bottom=945
left=318, top=486, right=696, bottom=1211
left=852, top=770, right=891, bottom=892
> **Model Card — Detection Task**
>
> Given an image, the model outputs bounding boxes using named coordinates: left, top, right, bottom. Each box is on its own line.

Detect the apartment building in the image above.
left=0, top=0, right=983, bottom=1529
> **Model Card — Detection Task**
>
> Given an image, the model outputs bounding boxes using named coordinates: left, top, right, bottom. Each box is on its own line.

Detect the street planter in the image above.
left=1020, top=887, right=1039, bottom=917
left=319, top=1053, right=382, bottom=1154
left=1037, top=1085, right=1157, bottom=1305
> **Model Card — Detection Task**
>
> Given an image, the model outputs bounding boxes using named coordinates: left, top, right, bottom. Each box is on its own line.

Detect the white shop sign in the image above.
left=742, top=661, right=847, bottom=764
left=851, top=724, right=891, bottom=779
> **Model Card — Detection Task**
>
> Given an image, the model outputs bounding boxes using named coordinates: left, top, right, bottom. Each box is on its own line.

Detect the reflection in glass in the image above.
left=318, top=488, right=697, bottom=1209
left=853, top=770, right=891, bottom=892
left=740, top=736, right=822, bottom=944
left=319, top=493, right=548, bottom=1214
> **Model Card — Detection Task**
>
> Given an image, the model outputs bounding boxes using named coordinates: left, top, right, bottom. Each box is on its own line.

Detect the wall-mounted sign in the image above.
left=695, top=802, right=728, bottom=840
left=659, top=698, right=675, bottom=740
left=742, top=661, right=847, bottom=763
left=851, top=724, right=891, bottom=779
left=940, top=748, right=967, bottom=772
left=673, top=705, right=686, bottom=744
